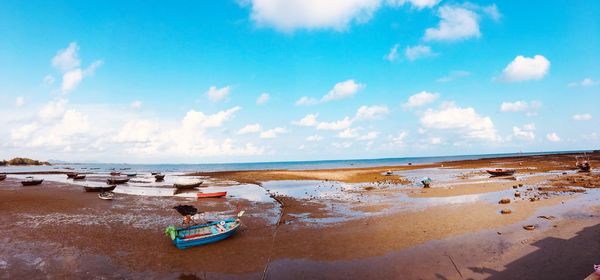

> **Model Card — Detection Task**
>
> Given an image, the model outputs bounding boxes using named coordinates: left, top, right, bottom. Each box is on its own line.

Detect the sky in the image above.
left=0, top=0, right=599, bottom=164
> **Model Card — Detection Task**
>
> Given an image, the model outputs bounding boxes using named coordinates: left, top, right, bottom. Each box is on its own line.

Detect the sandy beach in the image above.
left=1, top=152, right=600, bottom=279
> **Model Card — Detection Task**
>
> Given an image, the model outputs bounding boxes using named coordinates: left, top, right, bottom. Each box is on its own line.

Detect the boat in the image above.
left=486, top=168, right=516, bottom=176
left=197, top=191, right=227, bottom=198
left=106, top=177, right=129, bottom=184
left=98, top=192, right=114, bottom=200
left=151, top=172, right=160, bottom=175
left=165, top=211, right=244, bottom=249
left=84, top=185, right=117, bottom=192
left=66, top=172, right=79, bottom=179
left=110, top=171, right=121, bottom=176
left=73, top=174, right=86, bottom=180
left=0, top=174, right=6, bottom=181
left=155, top=174, right=165, bottom=181
left=384, top=170, right=393, bottom=176
left=576, top=155, right=591, bottom=172
left=126, top=173, right=137, bottom=177
left=174, top=180, right=203, bottom=190
left=21, top=177, right=43, bottom=186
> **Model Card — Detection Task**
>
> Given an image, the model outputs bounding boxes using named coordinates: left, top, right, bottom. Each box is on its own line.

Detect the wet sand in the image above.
left=1, top=151, right=600, bottom=279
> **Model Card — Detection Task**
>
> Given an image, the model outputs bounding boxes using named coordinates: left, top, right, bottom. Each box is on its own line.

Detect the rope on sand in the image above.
left=259, top=185, right=286, bottom=280
left=446, top=253, right=464, bottom=279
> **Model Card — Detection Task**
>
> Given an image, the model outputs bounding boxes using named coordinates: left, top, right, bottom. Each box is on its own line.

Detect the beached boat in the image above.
left=165, top=212, right=244, bottom=249
left=126, top=173, right=137, bottom=177
left=486, top=168, right=516, bottom=176
left=98, top=192, right=114, bottom=200
left=66, top=172, right=79, bottom=179
left=174, top=180, right=203, bottom=190
left=576, top=155, right=591, bottom=172
left=384, top=170, right=393, bottom=176
left=155, top=174, right=165, bottom=181
left=0, top=174, right=6, bottom=181
left=151, top=172, right=160, bottom=175
left=106, top=177, right=129, bottom=185
left=84, top=185, right=117, bottom=192
left=73, top=174, right=86, bottom=180
left=110, top=171, right=121, bottom=176
left=21, top=177, right=43, bottom=186
left=197, top=191, right=227, bottom=198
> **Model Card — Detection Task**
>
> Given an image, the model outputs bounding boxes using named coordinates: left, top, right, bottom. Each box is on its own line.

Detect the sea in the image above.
left=0, top=150, right=588, bottom=173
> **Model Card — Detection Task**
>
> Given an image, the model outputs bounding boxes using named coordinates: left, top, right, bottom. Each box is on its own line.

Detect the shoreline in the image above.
left=1, top=152, right=600, bottom=278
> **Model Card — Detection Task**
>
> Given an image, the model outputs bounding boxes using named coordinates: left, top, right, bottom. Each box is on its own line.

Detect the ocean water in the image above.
left=0, top=150, right=585, bottom=173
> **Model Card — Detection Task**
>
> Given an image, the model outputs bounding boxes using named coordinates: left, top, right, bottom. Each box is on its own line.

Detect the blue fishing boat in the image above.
left=165, top=211, right=244, bottom=249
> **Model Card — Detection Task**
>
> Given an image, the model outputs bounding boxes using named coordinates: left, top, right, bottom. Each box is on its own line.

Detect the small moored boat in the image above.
left=487, top=168, right=516, bottom=176
left=174, top=180, right=203, bottom=190
left=84, top=185, right=117, bottom=192
left=110, top=171, right=121, bottom=176
left=155, top=174, right=165, bottom=181
left=151, top=172, right=160, bottom=176
left=66, top=172, right=79, bottom=179
left=98, top=192, right=114, bottom=200
left=73, top=174, right=86, bottom=180
left=165, top=211, right=244, bottom=249
left=197, top=191, right=227, bottom=198
left=126, top=173, right=137, bottom=177
left=106, top=177, right=129, bottom=185
left=21, top=177, right=43, bottom=186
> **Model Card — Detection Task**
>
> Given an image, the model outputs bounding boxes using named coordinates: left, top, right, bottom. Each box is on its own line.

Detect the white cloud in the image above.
left=436, top=70, right=470, bottom=83
left=114, top=120, right=160, bottom=143
left=573, top=114, right=592, bottom=121
left=338, top=128, right=359, bottom=138
left=182, top=106, right=240, bottom=129
left=483, top=4, right=501, bottom=21
left=321, top=79, right=365, bottom=102
left=500, top=101, right=528, bottom=112
left=243, top=0, right=380, bottom=32
left=358, top=131, right=378, bottom=141
left=499, top=55, right=550, bottom=82
left=15, top=97, right=25, bottom=107
left=61, top=69, right=83, bottom=93
left=512, top=123, right=535, bottom=140
left=387, top=0, right=440, bottom=9
left=238, top=123, right=262, bottom=134
left=403, top=91, right=439, bottom=109
left=256, top=92, right=270, bottom=105
left=131, top=100, right=143, bottom=109
left=429, top=137, right=443, bottom=144
left=384, top=44, right=400, bottom=62
left=424, top=5, right=480, bottom=41
left=317, top=117, right=353, bottom=130
left=52, top=42, right=80, bottom=71
left=332, top=142, right=353, bottom=149
left=389, top=131, right=408, bottom=147
left=354, top=105, right=389, bottom=120
left=546, top=132, right=561, bottom=142
left=39, top=99, right=68, bottom=120
left=306, top=135, right=323, bottom=142
left=10, top=123, right=39, bottom=142
left=206, top=85, right=231, bottom=102
left=43, top=75, right=55, bottom=86
left=83, top=60, right=103, bottom=76
left=405, top=45, right=434, bottom=61
left=295, top=96, right=319, bottom=106
left=569, top=78, right=599, bottom=88
left=260, top=127, right=287, bottom=139
left=293, top=113, right=319, bottom=126
left=420, top=104, right=499, bottom=141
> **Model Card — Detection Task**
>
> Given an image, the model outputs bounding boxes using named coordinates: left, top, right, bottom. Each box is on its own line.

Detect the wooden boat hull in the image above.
left=170, top=219, right=240, bottom=249
left=21, top=179, right=43, bottom=186
left=106, top=178, right=129, bottom=185
left=110, top=172, right=121, bottom=176
left=74, top=175, right=86, bottom=180
left=126, top=173, right=137, bottom=177
left=84, top=185, right=117, bottom=192
left=98, top=192, right=114, bottom=200
left=0, top=174, right=6, bottom=181
left=155, top=174, right=165, bottom=180
left=174, top=182, right=203, bottom=189
left=197, top=191, right=227, bottom=198
left=66, top=172, right=79, bottom=179
left=487, top=169, right=516, bottom=176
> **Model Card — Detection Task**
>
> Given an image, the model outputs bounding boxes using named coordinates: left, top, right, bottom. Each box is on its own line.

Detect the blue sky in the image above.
left=0, top=0, right=599, bottom=163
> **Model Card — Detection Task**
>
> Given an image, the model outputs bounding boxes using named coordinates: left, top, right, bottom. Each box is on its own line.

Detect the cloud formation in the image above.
left=499, top=55, right=550, bottom=82
left=403, top=91, right=439, bottom=109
